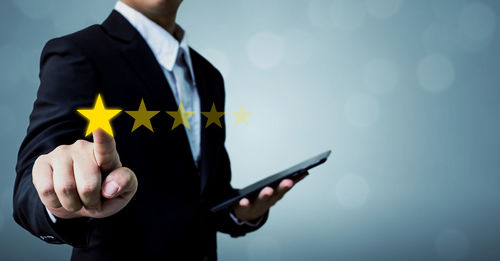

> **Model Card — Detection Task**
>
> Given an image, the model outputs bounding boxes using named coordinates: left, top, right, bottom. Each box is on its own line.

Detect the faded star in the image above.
left=125, top=99, right=159, bottom=132
left=231, top=106, right=251, bottom=125
left=201, top=103, right=225, bottom=128
left=166, top=102, right=195, bottom=130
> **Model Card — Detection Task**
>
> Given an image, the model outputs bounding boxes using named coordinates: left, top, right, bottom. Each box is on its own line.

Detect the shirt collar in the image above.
left=114, top=1, right=195, bottom=83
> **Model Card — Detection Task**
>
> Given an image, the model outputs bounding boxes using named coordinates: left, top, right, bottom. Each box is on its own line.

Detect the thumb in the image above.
left=100, top=167, right=138, bottom=216
left=92, top=128, right=121, bottom=171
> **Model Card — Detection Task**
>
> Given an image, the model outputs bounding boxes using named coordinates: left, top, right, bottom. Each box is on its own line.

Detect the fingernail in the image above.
left=103, top=181, right=120, bottom=197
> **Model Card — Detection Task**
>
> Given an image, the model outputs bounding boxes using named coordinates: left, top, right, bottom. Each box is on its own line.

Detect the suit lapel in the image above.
left=189, top=49, right=212, bottom=195
left=102, top=11, right=197, bottom=170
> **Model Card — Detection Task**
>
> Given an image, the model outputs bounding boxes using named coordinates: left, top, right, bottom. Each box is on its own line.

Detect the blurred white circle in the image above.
left=417, top=54, right=455, bottom=93
left=329, top=0, right=367, bottom=31
left=363, top=58, right=399, bottom=93
left=435, top=228, right=470, bottom=260
left=421, top=22, right=461, bottom=52
left=457, top=3, right=496, bottom=46
left=365, top=0, right=403, bottom=19
left=335, top=174, right=370, bottom=209
left=431, top=0, right=466, bottom=20
left=283, top=28, right=315, bottom=65
left=307, top=0, right=332, bottom=28
left=247, top=236, right=282, bottom=260
left=199, top=48, right=231, bottom=78
left=344, top=93, right=380, bottom=127
left=12, top=0, right=57, bottom=19
left=246, top=32, right=285, bottom=70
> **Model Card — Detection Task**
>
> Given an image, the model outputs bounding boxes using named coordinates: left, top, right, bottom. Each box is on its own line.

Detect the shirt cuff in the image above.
left=46, top=207, right=57, bottom=223
left=229, top=211, right=264, bottom=227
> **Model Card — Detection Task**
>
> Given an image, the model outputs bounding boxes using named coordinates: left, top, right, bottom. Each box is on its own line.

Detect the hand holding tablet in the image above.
left=211, top=150, right=332, bottom=214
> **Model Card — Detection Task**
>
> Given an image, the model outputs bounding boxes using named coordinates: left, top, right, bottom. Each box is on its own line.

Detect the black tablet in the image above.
left=210, top=150, right=332, bottom=213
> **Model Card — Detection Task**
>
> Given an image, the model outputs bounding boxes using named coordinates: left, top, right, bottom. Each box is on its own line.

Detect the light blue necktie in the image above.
left=171, top=49, right=201, bottom=166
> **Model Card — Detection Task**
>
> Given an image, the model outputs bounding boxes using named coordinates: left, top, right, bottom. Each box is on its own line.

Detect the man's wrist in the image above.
left=229, top=211, right=264, bottom=227
left=46, top=207, right=58, bottom=223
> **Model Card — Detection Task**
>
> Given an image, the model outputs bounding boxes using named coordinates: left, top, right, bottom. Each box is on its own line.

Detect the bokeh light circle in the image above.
left=307, top=0, right=331, bottom=28
left=329, top=0, right=367, bottom=31
left=283, top=28, right=315, bottom=65
left=435, top=228, right=470, bottom=260
left=335, top=174, right=370, bottom=209
left=417, top=54, right=455, bottom=93
left=344, top=93, right=380, bottom=127
left=457, top=3, right=496, bottom=45
left=246, top=32, right=285, bottom=70
left=363, top=58, right=399, bottom=93
left=365, top=0, right=403, bottom=19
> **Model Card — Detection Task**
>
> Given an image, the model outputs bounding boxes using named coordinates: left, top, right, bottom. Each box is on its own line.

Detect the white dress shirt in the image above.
left=115, top=0, right=200, bottom=165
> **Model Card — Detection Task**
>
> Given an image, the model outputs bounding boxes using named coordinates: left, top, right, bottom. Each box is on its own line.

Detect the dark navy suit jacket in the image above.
left=13, top=11, right=266, bottom=260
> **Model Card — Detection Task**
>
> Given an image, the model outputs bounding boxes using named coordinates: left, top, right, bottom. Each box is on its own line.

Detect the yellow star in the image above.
left=201, top=103, right=225, bottom=128
left=125, top=99, right=159, bottom=132
left=77, top=94, right=121, bottom=137
left=166, top=102, right=195, bottom=130
left=231, top=106, right=252, bottom=125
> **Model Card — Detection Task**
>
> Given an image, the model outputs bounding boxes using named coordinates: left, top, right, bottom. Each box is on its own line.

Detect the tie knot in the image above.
left=176, top=49, right=186, bottom=65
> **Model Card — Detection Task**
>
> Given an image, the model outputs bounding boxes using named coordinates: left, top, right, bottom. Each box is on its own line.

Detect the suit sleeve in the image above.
left=13, top=37, right=99, bottom=247
left=213, top=148, right=269, bottom=237
left=210, top=70, right=269, bottom=237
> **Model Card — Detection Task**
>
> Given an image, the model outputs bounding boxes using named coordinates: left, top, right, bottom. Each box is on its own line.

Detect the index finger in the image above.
left=93, top=129, right=121, bottom=171
left=73, top=144, right=102, bottom=210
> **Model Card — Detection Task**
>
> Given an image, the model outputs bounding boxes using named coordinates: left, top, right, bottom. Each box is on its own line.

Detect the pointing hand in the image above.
left=32, top=129, right=138, bottom=219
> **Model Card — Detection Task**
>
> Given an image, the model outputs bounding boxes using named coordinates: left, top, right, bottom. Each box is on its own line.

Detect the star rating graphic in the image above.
left=77, top=94, right=252, bottom=136
left=231, top=106, right=252, bottom=125
left=77, top=94, right=121, bottom=136
left=166, top=101, right=195, bottom=130
left=201, top=103, right=225, bottom=128
left=125, top=98, right=159, bottom=132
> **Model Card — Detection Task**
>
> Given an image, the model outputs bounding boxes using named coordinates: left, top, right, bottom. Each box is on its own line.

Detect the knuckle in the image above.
left=38, top=184, right=56, bottom=199
left=33, top=154, right=48, bottom=172
left=65, top=203, right=82, bottom=212
left=46, top=198, right=61, bottom=208
left=32, top=157, right=47, bottom=181
left=58, top=182, right=76, bottom=196
left=80, top=182, right=100, bottom=196
left=35, top=154, right=48, bottom=164
left=56, top=144, right=70, bottom=153
left=72, top=139, right=89, bottom=150
left=51, top=145, right=70, bottom=158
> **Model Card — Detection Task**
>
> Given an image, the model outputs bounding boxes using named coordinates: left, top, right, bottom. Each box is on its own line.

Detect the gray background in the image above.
left=1, top=0, right=499, bottom=260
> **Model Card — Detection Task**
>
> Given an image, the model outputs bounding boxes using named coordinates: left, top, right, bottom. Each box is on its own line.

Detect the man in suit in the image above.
left=13, top=0, right=305, bottom=260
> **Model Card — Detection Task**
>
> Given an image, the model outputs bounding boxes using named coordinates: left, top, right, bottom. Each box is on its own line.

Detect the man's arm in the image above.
left=212, top=146, right=269, bottom=237
left=13, top=37, right=98, bottom=246
left=13, top=37, right=138, bottom=246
